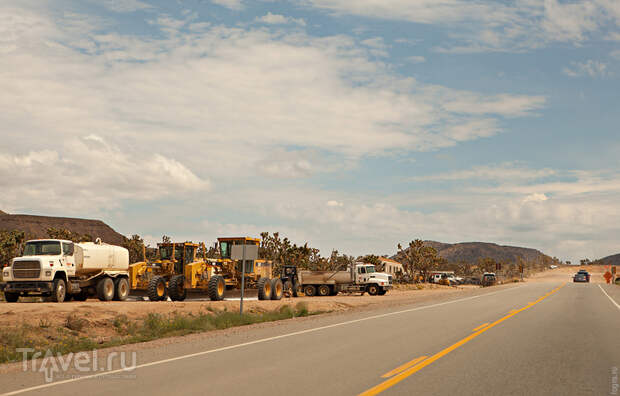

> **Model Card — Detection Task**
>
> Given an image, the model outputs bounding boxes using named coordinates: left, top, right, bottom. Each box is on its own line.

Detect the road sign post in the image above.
left=241, top=244, right=246, bottom=313
left=231, top=243, right=258, bottom=315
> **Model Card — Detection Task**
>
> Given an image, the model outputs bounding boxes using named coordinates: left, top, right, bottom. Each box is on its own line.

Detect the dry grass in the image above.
left=0, top=302, right=316, bottom=364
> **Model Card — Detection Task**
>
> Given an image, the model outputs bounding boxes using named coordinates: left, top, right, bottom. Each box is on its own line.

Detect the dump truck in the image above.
left=1, top=238, right=129, bottom=302
left=297, top=263, right=392, bottom=296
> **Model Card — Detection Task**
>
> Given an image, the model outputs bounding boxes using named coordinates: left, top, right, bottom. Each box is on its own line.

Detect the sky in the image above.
left=1, top=0, right=619, bottom=263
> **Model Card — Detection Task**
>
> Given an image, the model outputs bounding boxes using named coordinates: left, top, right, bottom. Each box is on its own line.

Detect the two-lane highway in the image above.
left=2, top=278, right=618, bottom=396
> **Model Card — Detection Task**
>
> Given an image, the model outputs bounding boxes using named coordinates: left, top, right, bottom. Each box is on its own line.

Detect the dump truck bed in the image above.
left=299, top=270, right=353, bottom=285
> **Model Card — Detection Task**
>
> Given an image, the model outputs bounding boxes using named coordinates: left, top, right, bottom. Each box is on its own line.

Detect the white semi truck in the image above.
left=297, top=263, right=393, bottom=296
left=1, top=238, right=129, bottom=302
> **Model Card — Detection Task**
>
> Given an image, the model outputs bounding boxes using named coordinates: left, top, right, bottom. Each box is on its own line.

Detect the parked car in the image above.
left=573, top=273, right=587, bottom=283
left=576, top=270, right=590, bottom=282
left=481, top=273, right=497, bottom=287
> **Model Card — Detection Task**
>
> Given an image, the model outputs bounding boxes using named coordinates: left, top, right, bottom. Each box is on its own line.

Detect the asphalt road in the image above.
left=2, top=278, right=619, bottom=396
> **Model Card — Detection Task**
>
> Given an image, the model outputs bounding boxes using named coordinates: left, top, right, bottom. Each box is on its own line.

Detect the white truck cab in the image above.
left=1, top=238, right=129, bottom=303
left=355, top=264, right=392, bottom=290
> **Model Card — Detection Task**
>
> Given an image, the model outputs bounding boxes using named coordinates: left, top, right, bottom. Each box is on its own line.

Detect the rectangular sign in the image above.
left=231, top=244, right=258, bottom=261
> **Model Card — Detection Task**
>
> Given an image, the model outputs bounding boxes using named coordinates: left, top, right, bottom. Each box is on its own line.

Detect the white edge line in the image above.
left=598, top=284, right=620, bottom=310
left=1, top=284, right=525, bottom=396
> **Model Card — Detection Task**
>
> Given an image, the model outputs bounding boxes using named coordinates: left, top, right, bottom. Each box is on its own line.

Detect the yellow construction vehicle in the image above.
left=207, top=237, right=283, bottom=301
left=129, top=242, right=214, bottom=301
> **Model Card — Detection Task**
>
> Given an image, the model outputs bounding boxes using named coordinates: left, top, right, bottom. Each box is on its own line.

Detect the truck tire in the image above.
left=378, top=289, right=387, bottom=295
left=147, top=276, right=167, bottom=301
left=4, top=292, right=19, bottom=303
left=96, top=277, right=115, bottom=301
left=64, top=294, right=74, bottom=302
left=317, top=284, right=330, bottom=297
left=271, top=278, right=283, bottom=300
left=257, top=277, right=271, bottom=300
left=367, top=284, right=379, bottom=296
left=114, top=277, right=130, bottom=301
left=303, top=285, right=316, bottom=297
left=330, top=287, right=339, bottom=296
left=208, top=275, right=225, bottom=301
left=51, top=278, right=67, bottom=302
left=168, top=275, right=186, bottom=301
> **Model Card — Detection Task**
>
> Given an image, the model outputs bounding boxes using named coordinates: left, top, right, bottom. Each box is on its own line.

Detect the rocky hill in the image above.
left=594, top=253, right=620, bottom=267
left=0, top=210, right=125, bottom=245
left=416, top=240, right=548, bottom=264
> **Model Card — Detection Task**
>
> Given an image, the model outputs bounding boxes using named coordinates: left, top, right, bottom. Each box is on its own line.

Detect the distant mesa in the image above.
left=594, top=253, right=620, bottom=267
left=394, top=240, right=549, bottom=265
left=0, top=210, right=125, bottom=245
left=424, top=240, right=546, bottom=264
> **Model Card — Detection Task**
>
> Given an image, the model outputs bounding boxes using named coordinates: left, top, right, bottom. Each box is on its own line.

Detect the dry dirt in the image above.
left=0, top=284, right=476, bottom=331
left=3, top=266, right=610, bottom=332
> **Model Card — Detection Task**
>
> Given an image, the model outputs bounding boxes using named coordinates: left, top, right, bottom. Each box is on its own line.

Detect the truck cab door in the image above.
left=357, top=266, right=367, bottom=283
left=62, top=242, right=76, bottom=276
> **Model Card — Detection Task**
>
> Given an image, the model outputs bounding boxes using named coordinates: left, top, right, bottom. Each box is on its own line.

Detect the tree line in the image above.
left=0, top=229, right=559, bottom=282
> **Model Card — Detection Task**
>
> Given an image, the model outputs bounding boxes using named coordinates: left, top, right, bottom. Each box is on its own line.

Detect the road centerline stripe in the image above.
left=472, top=322, right=489, bottom=332
left=381, top=356, right=428, bottom=378
left=359, top=283, right=566, bottom=396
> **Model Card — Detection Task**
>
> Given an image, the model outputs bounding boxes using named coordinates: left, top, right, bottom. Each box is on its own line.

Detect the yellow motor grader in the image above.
left=129, top=242, right=215, bottom=301
left=207, top=237, right=283, bottom=301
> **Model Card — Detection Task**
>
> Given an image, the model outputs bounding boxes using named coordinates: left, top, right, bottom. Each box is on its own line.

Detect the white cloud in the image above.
left=406, top=56, right=426, bottom=64
left=0, top=137, right=209, bottom=214
left=611, top=49, right=620, bottom=60
left=563, top=60, right=609, bottom=78
left=0, top=4, right=545, bottom=173
left=256, top=12, right=306, bottom=26
left=523, top=193, right=548, bottom=203
left=412, top=163, right=556, bottom=182
left=98, top=0, right=152, bottom=13
left=5, top=3, right=592, bottom=263
left=305, top=0, right=620, bottom=52
left=211, top=0, right=243, bottom=10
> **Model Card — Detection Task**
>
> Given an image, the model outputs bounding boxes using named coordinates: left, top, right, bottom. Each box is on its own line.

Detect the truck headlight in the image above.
left=45, top=270, right=52, bottom=276
left=2, top=270, right=9, bottom=277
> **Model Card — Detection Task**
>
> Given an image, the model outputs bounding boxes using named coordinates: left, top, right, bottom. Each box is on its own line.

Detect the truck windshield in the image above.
left=365, top=266, right=375, bottom=273
left=220, top=242, right=230, bottom=259
left=23, top=241, right=62, bottom=256
left=160, top=246, right=173, bottom=260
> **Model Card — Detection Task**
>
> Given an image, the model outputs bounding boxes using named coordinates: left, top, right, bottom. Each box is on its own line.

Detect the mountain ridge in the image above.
left=0, top=210, right=125, bottom=245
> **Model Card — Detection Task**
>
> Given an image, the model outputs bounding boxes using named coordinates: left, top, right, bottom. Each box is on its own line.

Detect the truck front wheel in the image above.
left=257, top=277, right=272, bottom=300
left=367, top=284, right=379, bottom=296
left=96, top=277, right=115, bottom=301
left=51, top=278, right=67, bottom=302
left=4, top=292, right=19, bottom=303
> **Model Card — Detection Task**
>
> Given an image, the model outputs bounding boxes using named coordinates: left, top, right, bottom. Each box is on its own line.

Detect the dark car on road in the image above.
left=573, top=273, right=588, bottom=282
left=576, top=270, right=590, bottom=282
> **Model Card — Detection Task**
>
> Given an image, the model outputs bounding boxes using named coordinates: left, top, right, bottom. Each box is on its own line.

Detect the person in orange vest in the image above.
left=603, top=271, right=612, bottom=284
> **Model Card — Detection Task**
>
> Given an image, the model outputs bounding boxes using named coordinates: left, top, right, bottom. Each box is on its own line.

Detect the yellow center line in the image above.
left=381, top=356, right=428, bottom=378
left=359, top=283, right=567, bottom=396
left=472, top=322, right=489, bottom=332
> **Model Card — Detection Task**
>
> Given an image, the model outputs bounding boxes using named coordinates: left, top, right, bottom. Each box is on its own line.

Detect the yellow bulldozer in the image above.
left=207, top=237, right=283, bottom=301
left=129, top=242, right=214, bottom=301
